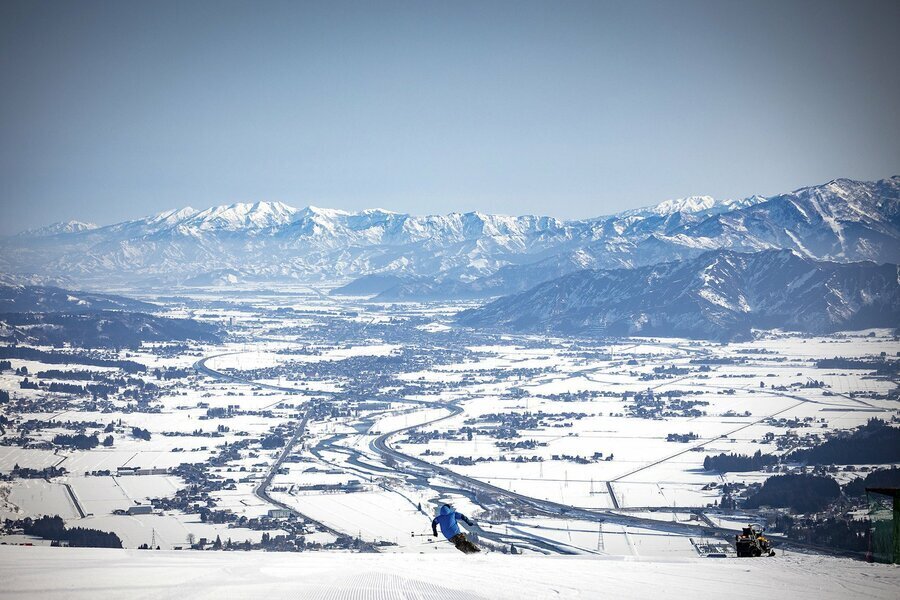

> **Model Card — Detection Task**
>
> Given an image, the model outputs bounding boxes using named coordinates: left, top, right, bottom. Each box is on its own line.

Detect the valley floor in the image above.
left=0, top=545, right=897, bottom=600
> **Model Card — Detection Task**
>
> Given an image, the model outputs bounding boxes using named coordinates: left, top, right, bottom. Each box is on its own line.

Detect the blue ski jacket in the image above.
left=432, top=504, right=474, bottom=539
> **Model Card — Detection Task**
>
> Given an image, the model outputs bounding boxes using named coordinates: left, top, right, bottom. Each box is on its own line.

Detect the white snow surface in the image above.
left=1, top=546, right=896, bottom=600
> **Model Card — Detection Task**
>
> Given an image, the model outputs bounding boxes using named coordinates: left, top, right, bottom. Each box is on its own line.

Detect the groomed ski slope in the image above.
left=1, top=546, right=897, bottom=600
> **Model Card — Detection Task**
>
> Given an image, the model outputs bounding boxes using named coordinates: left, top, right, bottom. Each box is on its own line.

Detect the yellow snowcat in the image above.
left=735, top=525, right=775, bottom=557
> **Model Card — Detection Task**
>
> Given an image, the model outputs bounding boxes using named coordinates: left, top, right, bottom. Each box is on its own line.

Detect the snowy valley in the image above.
left=1, top=177, right=898, bottom=599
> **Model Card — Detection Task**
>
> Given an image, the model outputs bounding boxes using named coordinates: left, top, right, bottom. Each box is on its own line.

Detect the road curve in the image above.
left=368, top=400, right=718, bottom=538
left=194, top=352, right=335, bottom=397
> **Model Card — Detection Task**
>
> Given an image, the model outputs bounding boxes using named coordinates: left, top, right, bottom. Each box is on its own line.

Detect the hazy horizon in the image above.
left=2, top=0, right=899, bottom=235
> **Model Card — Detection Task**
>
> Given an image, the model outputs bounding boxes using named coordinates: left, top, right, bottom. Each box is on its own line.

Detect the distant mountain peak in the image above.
left=147, top=207, right=199, bottom=226
left=623, top=194, right=766, bottom=218
left=359, top=207, right=400, bottom=215
left=18, top=220, right=98, bottom=237
left=182, top=201, right=300, bottom=230
left=651, top=195, right=717, bottom=215
left=300, top=205, right=351, bottom=218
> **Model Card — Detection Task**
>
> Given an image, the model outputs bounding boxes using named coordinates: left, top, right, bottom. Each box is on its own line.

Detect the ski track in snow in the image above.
left=1, top=546, right=898, bottom=600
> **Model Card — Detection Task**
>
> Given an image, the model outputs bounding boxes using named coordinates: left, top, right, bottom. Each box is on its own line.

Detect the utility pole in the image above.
left=673, top=488, right=677, bottom=523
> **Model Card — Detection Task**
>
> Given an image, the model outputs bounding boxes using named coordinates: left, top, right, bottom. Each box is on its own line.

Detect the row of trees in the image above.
left=774, top=513, right=871, bottom=554
left=789, top=419, right=900, bottom=465
left=52, top=433, right=99, bottom=450
left=260, top=434, right=285, bottom=449
left=52, top=433, right=114, bottom=449
left=705, top=420, right=900, bottom=474
left=22, top=515, right=123, bottom=548
left=816, top=357, right=899, bottom=376
left=743, top=473, right=840, bottom=513
left=0, top=346, right=146, bottom=373
left=843, top=467, right=900, bottom=497
left=702, top=450, right=778, bottom=473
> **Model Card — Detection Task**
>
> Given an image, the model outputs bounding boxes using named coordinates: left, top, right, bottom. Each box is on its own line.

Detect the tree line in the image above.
left=22, top=515, right=122, bottom=548
left=703, top=450, right=778, bottom=472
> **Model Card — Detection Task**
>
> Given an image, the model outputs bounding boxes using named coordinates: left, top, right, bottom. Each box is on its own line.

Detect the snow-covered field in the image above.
left=1, top=546, right=897, bottom=600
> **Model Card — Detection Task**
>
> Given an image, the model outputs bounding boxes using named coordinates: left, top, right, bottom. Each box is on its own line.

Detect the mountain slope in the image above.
left=0, top=283, right=221, bottom=347
left=0, top=310, right=221, bottom=348
left=0, top=283, right=157, bottom=313
left=456, top=250, right=900, bottom=340
left=663, top=178, right=900, bottom=262
left=350, top=250, right=601, bottom=301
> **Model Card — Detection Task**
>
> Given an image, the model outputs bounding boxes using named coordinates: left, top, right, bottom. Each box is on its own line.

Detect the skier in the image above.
left=432, top=504, right=480, bottom=553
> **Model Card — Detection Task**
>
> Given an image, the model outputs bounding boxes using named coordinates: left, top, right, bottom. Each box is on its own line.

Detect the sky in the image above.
left=1, top=0, right=898, bottom=234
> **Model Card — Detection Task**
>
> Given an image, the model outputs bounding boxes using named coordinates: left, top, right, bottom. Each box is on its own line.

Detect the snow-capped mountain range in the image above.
left=2, top=176, right=898, bottom=287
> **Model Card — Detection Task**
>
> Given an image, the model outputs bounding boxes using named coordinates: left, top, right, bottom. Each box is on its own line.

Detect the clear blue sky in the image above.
left=1, top=0, right=898, bottom=233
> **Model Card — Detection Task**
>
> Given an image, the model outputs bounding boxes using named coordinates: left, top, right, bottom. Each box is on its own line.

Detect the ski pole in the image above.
left=411, top=532, right=435, bottom=538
